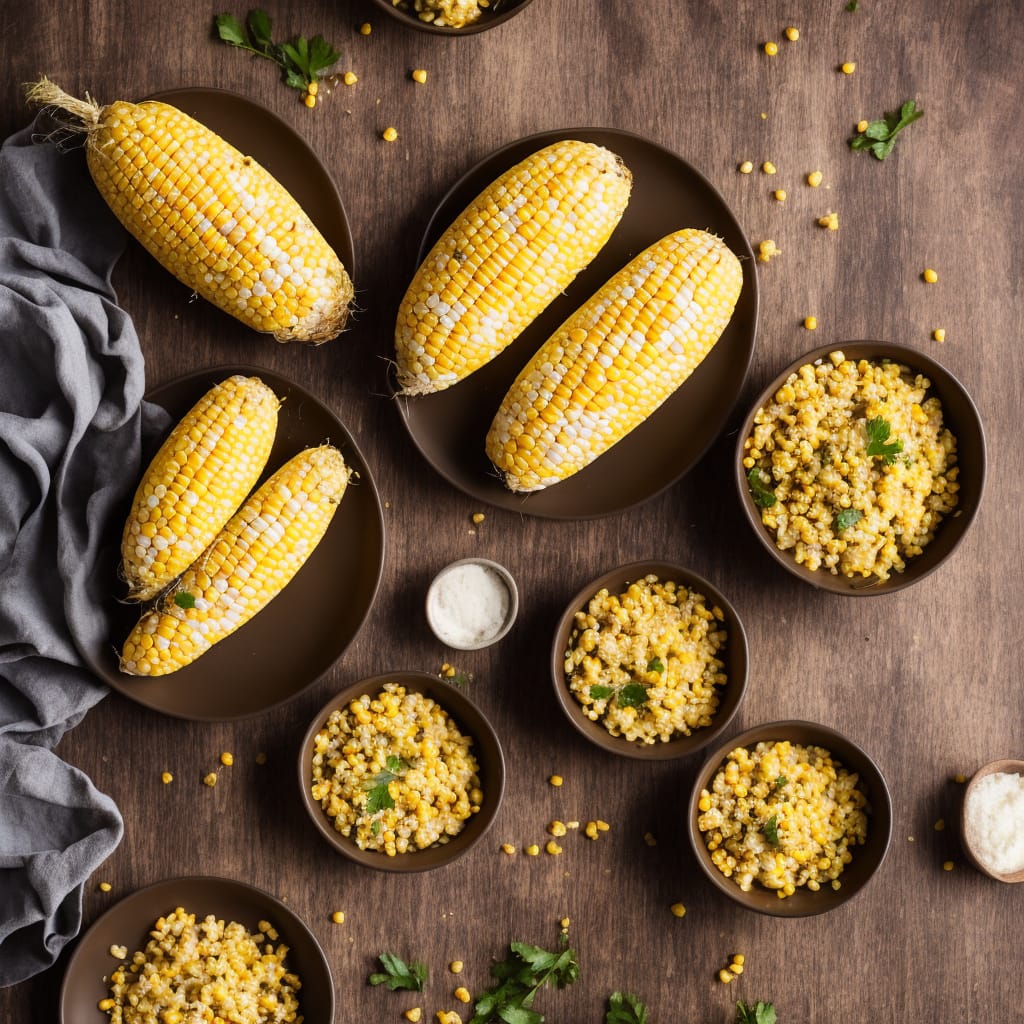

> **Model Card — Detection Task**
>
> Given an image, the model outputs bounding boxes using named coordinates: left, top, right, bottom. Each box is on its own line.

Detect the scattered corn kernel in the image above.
left=161, top=771, right=173, bottom=784
left=382, top=126, right=399, bottom=142
left=933, top=328, right=946, bottom=343
left=304, top=94, right=316, bottom=109
left=545, top=839, right=563, bottom=855
left=670, top=902, right=686, bottom=918
left=954, top=773, right=967, bottom=784
left=99, top=882, right=112, bottom=892
left=764, top=41, right=778, bottom=56
left=525, top=843, right=540, bottom=856
left=807, top=170, right=823, bottom=187
left=255, top=752, right=267, bottom=765
left=98, top=1000, right=116, bottom=1012
left=757, top=239, right=781, bottom=262
left=934, top=818, right=946, bottom=831
left=220, top=752, right=234, bottom=767
left=548, top=820, right=567, bottom=837
left=307, top=81, right=319, bottom=97
left=471, top=512, right=485, bottom=524
left=109, top=944, right=128, bottom=959
left=412, top=69, right=428, bottom=84
left=343, top=71, right=358, bottom=86
left=644, top=831, right=657, bottom=846
left=785, top=26, right=800, bottom=41
left=548, top=774, right=563, bottom=787
left=718, top=969, right=734, bottom=984
left=331, top=911, right=345, bottom=924
left=436, top=1013, right=460, bottom=1024
left=454, top=987, right=471, bottom=1004
left=404, top=1010, right=422, bottom=1023
left=762, top=161, right=777, bottom=174
left=943, top=860, right=955, bottom=871
left=584, top=821, right=599, bottom=839
left=732, top=954, right=745, bottom=966
left=841, top=61, right=856, bottom=74
left=923, top=267, right=939, bottom=283
left=818, top=211, right=839, bottom=230
left=203, top=772, right=217, bottom=787
left=500, top=843, right=516, bottom=855
left=559, top=917, right=570, bottom=929
left=729, top=963, right=745, bottom=975
left=360, top=21, right=372, bottom=35
left=739, top=160, right=754, bottom=174
left=449, top=960, right=464, bottom=974
left=596, top=820, right=610, bottom=831
left=856, top=119, right=869, bottom=132
left=804, top=316, right=818, bottom=330
left=773, top=189, right=787, bottom=201
left=831, top=879, right=842, bottom=890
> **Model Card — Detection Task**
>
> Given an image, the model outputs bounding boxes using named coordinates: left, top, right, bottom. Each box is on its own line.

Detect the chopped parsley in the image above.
left=368, top=952, right=428, bottom=992
left=865, top=416, right=904, bottom=464
left=834, top=508, right=864, bottom=532
left=617, top=684, right=648, bottom=709
left=646, top=656, right=665, bottom=674
left=849, top=100, right=923, bottom=160
left=763, top=814, right=780, bottom=846
left=589, top=684, right=615, bottom=701
left=747, top=467, right=777, bottom=508
left=363, top=756, right=409, bottom=816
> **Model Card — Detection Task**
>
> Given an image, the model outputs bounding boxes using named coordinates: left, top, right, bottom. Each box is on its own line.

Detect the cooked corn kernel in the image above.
left=718, top=969, right=733, bottom=984
left=785, top=26, right=800, bottom=40
left=99, top=882, right=112, bottom=892
left=841, top=61, right=856, bottom=74
left=471, top=512, right=485, bottom=524
left=203, top=772, right=217, bottom=787
left=343, top=71, right=358, bottom=85
left=773, top=189, right=787, bottom=201
left=732, top=954, right=745, bottom=966
left=670, top=902, right=686, bottom=918
left=304, top=94, right=316, bottom=109
left=360, top=21, right=372, bottom=34
left=739, top=160, right=754, bottom=173
left=818, top=211, right=839, bottom=230
left=804, top=316, right=818, bottom=330
left=220, top=752, right=234, bottom=767
left=412, top=69, right=428, bottom=84
left=404, top=1010, right=422, bottom=1023
left=548, top=820, right=567, bottom=837
left=923, top=268, right=939, bottom=283
left=933, top=328, right=946, bottom=343
left=762, top=161, right=777, bottom=174
left=764, top=41, right=778, bottom=55
left=757, top=239, right=780, bottom=262
left=549, top=774, right=564, bottom=787
left=382, top=126, right=398, bottom=142
left=454, top=987, right=471, bottom=1003
left=856, top=119, right=869, bottom=132
left=98, top=1000, right=116, bottom=1012
left=331, top=911, right=345, bottom=924
left=449, top=960, right=464, bottom=974
left=545, top=839, right=563, bottom=855
left=525, top=843, right=540, bottom=856
left=943, top=860, right=955, bottom=871
left=501, top=843, right=516, bottom=855
left=161, top=771, right=173, bottom=784
left=644, top=831, right=657, bottom=846
left=934, top=818, right=946, bottom=831
left=807, top=170, right=823, bottom=187
left=255, top=752, right=267, bottom=765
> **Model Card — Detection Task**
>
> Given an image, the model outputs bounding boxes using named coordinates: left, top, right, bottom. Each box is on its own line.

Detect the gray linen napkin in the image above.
left=0, top=113, right=167, bottom=986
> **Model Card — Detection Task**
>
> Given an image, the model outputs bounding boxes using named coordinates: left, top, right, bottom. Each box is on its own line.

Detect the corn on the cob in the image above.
left=27, top=78, right=353, bottom=343
left=121, top=375, right=279, bottom=601
left=486, top=228, right=743, bottom=492
left=120, top=445, right=348, bottom=676
left=394, top=139, right=632, bottom=395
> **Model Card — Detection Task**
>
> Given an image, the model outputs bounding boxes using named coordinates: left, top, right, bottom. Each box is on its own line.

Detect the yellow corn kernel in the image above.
left=729, top=963, right=744, bottom=975
left=545, top=839, right=563, bottom=855
left=596, top=820, right=610, bottom=831
left=486, top=228, right=741, bottom=492
left=773, top=189, right=787, bottom=202
left=764, top=41, right=778, bottom=55
left=943, top=860, right=955, bottom=871
left=807, top=170, right=823, bottom=187
left=804, top=316, right=818, bottom=330
left=412, top=69, right=428, bottom=84
left=98, top=1000, right=116, bottom=1012
left=98, top=881, right=112, bottom=892
left=732, top=954, right=745, bottom=966
left=162, top=1012, right=182, bottom=1024
left=203, top=772, right=217, bottom=787
left=331, top=911, right=345, bottom=924
left=923, top=267, right=939, bottom=283
left=360, top=21, right=372, bottom=35
left=161, top=771, right=173, bottom=784
left=548, top=820, right=567, bottom=837
left=395, top=140, right=631, bottom=395
left=739, top=160, right=754, bottom=173
left=644, top=831, right=657, bottom=846
left=500, top=843, right=516, bottom=855
left=120, top=375, right=279, bottom=601
left=762, top=161, right=777, bottom=174
left=933, top=328, right=946, bottom=343
left=818, top=211, right=839, bottom=231
left=120, top=447, right=349, bottom=676
left=670, top=902, right=686, bottom=918
left=382, top=126, right=398, bottom=142
left=26, top=80, right=352, bottom=344
left=449, top=960, right=464, bottom=974
left=454, top=987, right=471, bottom=1003
left=559, top=916, right=570, bottom=929
left=304, top=94, right=316, bottom=109
left=255, top=752, right=268, bottom=765
left=220, top=751, right=234, bottom=767
left=436, top=1012, right=461, bottom=1024
left=344, top=71, right=358, bottom=85
left=785, top=26, right=800, bottom=40
left=954, top=773, right=967, bottom=784
left=584, top=821, right=599, bottom=840
left=698, top=795, right=712, bottom=812
left=718, top=969, right=733, bottom=984
left=549, top=774, right=564, bottom=787
left=841, top=61, right=856, bottom=74
left=856, top=119, right=869, bottom=132
left=404, top=1010, right=422, bottom=1023
left=471, top=512, right=486, bottom=524
left=757, top=239, right=780, bottom=262
left=525, top=843, right=540, bottom=856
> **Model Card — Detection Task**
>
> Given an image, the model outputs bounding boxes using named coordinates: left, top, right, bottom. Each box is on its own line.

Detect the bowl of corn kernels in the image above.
left=550, top=561, right=748, bottom=761
left=369, top=0, right=534, bottom=34
left=298, top=671, right=504, bottom=872
left=735, top=342, right=985, bottom=595
left=687, top=721, right=892, bottom=917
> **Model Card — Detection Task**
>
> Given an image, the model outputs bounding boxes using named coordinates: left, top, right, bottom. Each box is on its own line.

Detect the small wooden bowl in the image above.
left=369, top=0, right=534, bottom=35
left=960, top=759, right=1024, bottom=883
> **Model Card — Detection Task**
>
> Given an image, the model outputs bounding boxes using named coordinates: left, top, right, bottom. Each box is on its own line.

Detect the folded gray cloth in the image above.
left=0, top=112, right=167, bottom=986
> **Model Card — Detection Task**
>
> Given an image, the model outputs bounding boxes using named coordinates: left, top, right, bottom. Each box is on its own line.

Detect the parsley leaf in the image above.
left=618, top=684, right=648, bottom=709
left=589, top=684, right=615, bottom=701
left=606, top=992, right=648, bottom=1024
left=363, top=756, right=409, bottom=816
left=763, top=814, right=780, bottom=846
left=173, top=591, right=196, bottom=609
left=368, top=952, right=428, bottom=991
left=746, top=467, right=777, bottom=509
left=845, top=0, right=858, bottom=10
left=736, top=1001, right=777, bottom=1024
left=849, top=100, right=923, bottom=160
left=774, top=776, right=788, bottom=789
left=468, top=941, right=579, bottom=1024
left=646, top=657, right=665, bottom=674
left=834, top=508, right=864, bottom=532
left=865, top=417, right=904, bottom=464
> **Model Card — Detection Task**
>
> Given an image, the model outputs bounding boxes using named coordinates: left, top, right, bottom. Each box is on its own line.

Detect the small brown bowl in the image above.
left=369, top=0, right=534, bottom=35
left=550, top=560, right=747, bottom=761
left=960, top=759, right=1024, bottom=883
left=687, top=721, right=892, bottom=917
left=298, top=671, right=504, bottom=872
left=735, top=342, right=986, bottom=595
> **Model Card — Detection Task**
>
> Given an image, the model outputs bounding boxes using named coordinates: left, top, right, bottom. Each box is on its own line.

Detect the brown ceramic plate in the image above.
left=550, top=560, right=748, bottom=760
left=59, top=876, right=334, bottom=1024
left=299, top=671, right=505, bottom=872
left=687, top=721, right=892, bottom=917
left=394, top=127, right=758, bottom=519
left=370, top=0, right=534, bottom=35
left=79, top=366, right=384, bottom=720
left=735, top=342, right=986, bottom=595
left=150, top=87, right=354, bottom=289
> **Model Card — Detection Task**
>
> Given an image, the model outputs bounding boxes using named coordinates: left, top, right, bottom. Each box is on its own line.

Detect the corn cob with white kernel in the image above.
left=486, top=228, right=743, bottom=492
left=121, top=374, right=279, bottom=601
left=394, top=139, right=632, bottom=395
left=120, top=445, right=349, bottom=676
left=27, top=78, right=353, bottom=343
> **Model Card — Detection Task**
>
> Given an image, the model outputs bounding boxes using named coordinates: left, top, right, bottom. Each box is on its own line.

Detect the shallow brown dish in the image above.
left=369, top=0, right=534, bottom=35
left=550, top=560, right=747, bottom=761
left=687, top=721, right=892, bottom=917
left=150, top=87, right=355, bottom=307
left=394, top=127, right=758, bottom=519
left=59, top=876, right=334, bottom=1024
left=735, top=341, right=986, bottom=595
left=77, top=366, right=385, bottom=721
left=298, top=671, right=505, bottom=872
left=960, top=759, right=1024, bottom=883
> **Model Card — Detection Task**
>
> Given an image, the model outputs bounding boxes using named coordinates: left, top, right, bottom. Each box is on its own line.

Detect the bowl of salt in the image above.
left=426, top=558, right=519, bottom=651
left=960, top=759, right=1024, bottom=883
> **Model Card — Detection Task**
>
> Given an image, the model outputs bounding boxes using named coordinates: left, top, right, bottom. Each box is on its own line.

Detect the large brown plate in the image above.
left=59, top=876, right=334, bottom=1024
left=150, top=87, right=355, bottom=291
left=78, top=366, right=385, bottom=720
left=394, top=127, right=758, bottom=519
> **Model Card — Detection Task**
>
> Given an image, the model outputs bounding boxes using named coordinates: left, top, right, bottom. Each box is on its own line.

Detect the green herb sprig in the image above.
left=763, top=814, right=780, bottom=846
left=747, top=467, right=777, bottom=509
left=468, top=941, right=580, bottom=1024
left=737, top=1000, right=777, bottom=1024
left=834, top=508, right=864, bottom=532
left=364, top=755, right=409, bottom=820
left=606, top=991, right=648, bottom=1024
left=865, top=417, right=904, bottom=464
left=588, top=682, right=648, bottom=709
left=849, top=100, right=923, bottom=160
left=368, top=952, right=428, bottom=992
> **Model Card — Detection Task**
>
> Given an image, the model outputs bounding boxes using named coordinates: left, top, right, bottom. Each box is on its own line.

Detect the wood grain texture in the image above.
left=2, top=1, right=1022, bottom=1021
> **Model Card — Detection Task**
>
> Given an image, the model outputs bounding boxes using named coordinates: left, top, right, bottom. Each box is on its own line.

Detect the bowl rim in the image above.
left=368, top=0, right=535, bottom=35
left=686, top=719, right=893, bottom=917
left=959, top=759, right=1024, bottom=883
left=549, top=559, right=748, bottom=761
left=297, top=670, right=505, bottom=872
left=734, top=340, right=987, bottom=596
left=425, top=557, right=520, bottom=650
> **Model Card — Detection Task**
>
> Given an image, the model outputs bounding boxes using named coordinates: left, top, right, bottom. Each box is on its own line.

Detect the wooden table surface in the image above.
left=2, top=1, right=1022, bottom=1021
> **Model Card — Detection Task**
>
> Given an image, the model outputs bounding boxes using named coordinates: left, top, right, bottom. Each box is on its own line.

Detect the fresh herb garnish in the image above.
left=363, top=756, right=409, bottom=815
left=865, top=416, right=904, bottom=464
left=606, top=991, right=648, bottom=1024
left=368, top=952, right=428, bottom=992
left=850, top=100, right=923, bottom=160
left=646, top=657, right=665, bottom=674
left=618, top=684, right=648, bottom=709
left=173, top=591, right=196, bottom=609
left=215, top=9, right=340, bottom=94
left=834, top=508, right=864, bottom=532
left=736, top=1001, right=777, bottom=1024
left=763, top=814, right=780, bottom=846
left=774, top=775, right=788, bottom=789
left=468, top=941, right=580, bottom=1024
left=589, top=684, right=615, bottom=701
left=747, top=467, right=777, bottom=508
left=844, top=0, right=858, bottom=11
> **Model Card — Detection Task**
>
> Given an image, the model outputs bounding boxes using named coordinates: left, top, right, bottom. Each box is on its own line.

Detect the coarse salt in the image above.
left=429, top=562, right=511, bottom=648
left=964, top=772, right=1024, bottom=875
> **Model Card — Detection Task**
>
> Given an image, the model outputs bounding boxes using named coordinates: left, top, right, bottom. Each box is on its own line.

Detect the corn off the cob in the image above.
left=120, top=445, right=349, bottom=676
left=486, top=228, right=742, bottom=492
left=394, top=139, right=631, bottom=395
left=27, top=78, right=353, bottom=343
left=120, top=375, right=279, bottom=601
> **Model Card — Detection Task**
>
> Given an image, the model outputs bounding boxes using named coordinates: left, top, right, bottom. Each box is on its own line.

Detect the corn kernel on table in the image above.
left=2, top=1, right=1023, bottom=1021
